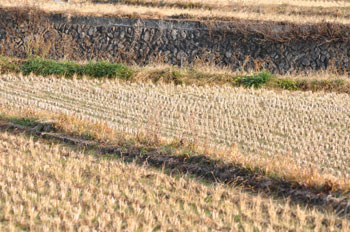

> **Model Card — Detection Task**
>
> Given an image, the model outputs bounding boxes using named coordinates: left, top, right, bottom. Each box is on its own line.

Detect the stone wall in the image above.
left=1, top=7, right=350, bottom=74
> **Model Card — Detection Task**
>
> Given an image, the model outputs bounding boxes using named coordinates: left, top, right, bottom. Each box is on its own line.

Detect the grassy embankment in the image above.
left=1, top=55, right=350, bottom=94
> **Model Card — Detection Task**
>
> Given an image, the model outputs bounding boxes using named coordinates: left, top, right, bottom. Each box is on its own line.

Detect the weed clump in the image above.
left=21, top=57, right=133, bottom=79
left=273, top=79, right=299, bottom=90
left=0, top=55, right=21, bottom=74
left=235, top=70, right=273, bottom=88
left=83, top=61, right=133, bottom=79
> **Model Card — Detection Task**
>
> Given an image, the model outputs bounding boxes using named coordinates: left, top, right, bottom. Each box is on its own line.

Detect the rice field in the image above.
left=1, top=131, right=350, bottom=231
left=1, top=74, right=350, bottom=183
left=1, top=0, right=350, bottom=230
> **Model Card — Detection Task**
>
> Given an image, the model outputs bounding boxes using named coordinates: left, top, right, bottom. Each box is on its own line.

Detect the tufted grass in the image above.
left=20, top=57, right=133, bottom=79
left=235, top=71, right=273, bottom=88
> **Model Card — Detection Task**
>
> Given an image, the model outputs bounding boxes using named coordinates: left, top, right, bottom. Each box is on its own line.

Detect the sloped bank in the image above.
left=1, top=7, right=350, bottom=74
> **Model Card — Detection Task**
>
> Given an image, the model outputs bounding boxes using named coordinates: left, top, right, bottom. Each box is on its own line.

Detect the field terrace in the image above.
left=0, top=0, right=350, bottom=231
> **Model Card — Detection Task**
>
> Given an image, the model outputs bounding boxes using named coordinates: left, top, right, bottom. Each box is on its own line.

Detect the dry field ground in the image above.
left=1, top=0, right=350, bottom=24
left=0, top=72, right=350, bottom=230
left=0, top=130, right=349, bottom=231
left=1, top=0, right=350, bottom=230
left=1, top=74, right=350, bottom=182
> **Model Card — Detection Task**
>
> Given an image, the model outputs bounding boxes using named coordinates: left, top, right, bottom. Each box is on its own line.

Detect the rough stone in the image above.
left=88, top=27, right=95, bottom=36
left=119, top=31, right=125, bottom=39
left=177, top=50, right=187, bottom=60
left=171, top=29, right=177, bottom=40
left=302, top=58, right=310, bottom=66
left=143, top=31, right=150, bottom=42
left=1, top=8, right=349, bottom=74
left=180, top=30, right=186, bottom=39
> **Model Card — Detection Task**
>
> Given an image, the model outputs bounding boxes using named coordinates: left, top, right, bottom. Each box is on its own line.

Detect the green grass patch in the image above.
left=0, top=114, right=39, bottom=127
left=21, top=57, right=133, bottom=79
left=235, top=70, right=273, bottom=88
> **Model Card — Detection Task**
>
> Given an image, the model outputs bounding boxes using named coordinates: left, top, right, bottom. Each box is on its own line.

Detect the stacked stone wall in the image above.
left=1, top=7, right=349, bottom=74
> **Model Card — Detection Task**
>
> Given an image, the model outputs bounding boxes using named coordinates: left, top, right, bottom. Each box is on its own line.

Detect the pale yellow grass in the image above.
left=2, top=0, right=350, bottom=25
left=92, top=0, right=350, bottom=8
left=141, top=63, right=350, bottom=82
left=0, top=74, right=350, bottom=190
left=1, top=129, right=350, bottom=231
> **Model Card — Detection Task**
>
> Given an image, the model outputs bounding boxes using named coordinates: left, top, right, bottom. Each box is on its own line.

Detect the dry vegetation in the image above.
left=1, top=70, right=350, bottom=230
left=93, top=0, right=350, bottom=9
left=2, top=0, right=350, bottom=24
left=1, top=130, right=350, bottom=231
left=1, top=73, right=350, bottom=193
left=1, top=0, right=350, bottom=230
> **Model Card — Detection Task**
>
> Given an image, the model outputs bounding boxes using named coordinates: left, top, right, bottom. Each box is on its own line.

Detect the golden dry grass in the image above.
left=1, top=116, right=350, bottom=231
left=135, top=65, right=350, bottom=94
left=1, top=73, right=350, bottom=193
left=2, top=0, right=350, bottom=25
left=94, top=0, right=350, bottom=9
left=1, top=1, right=350, bottom=229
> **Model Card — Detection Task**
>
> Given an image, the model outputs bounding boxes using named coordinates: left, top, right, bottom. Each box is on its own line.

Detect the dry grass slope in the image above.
left=2, top=0, right=350, bottom=24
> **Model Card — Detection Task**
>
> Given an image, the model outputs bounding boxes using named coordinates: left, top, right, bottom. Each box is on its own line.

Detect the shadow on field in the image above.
left=0, top=119, right=349, bottom=218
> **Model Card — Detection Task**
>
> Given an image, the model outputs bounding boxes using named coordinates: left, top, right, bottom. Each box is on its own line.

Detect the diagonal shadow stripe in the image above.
left=0, top=119, right=349, bottom=218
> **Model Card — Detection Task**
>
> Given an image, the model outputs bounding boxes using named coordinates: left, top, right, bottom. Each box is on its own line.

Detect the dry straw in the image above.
left=1, top=131, right=349, bottom=231
left=1, top=73, right=350, bottom=192
left=1, top=0, right=350, bottom=25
